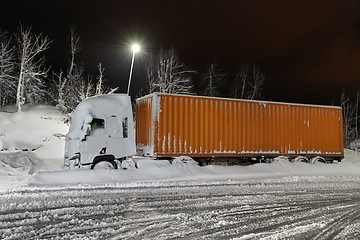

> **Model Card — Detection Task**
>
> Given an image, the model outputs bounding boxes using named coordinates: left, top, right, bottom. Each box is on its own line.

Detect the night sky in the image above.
left=1, top=0, right=360, bottom=105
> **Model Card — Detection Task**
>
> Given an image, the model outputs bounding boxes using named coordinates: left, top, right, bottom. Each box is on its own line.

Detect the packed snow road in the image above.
left=1, top=177, right=360, bottom=240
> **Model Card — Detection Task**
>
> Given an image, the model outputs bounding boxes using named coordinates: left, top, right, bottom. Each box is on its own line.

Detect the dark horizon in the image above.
left=1, top=0, right=360, bottom=105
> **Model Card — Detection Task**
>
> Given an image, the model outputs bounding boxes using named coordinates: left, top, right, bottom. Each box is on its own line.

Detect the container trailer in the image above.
left=64, top=93, right=344, bottom=169
left=136, top=93, right=344, bottom=164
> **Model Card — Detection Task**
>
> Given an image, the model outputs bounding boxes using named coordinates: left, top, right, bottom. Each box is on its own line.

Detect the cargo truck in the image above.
left=64, top=93, right=344, bottom=169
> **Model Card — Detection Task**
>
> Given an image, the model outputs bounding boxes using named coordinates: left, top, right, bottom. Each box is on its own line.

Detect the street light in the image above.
left=127, top=43, right=140, bottom=95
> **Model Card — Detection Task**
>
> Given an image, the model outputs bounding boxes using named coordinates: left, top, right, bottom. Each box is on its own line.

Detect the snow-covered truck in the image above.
left=64, top=93, right=344, bottom=169
left=64, top=94, right=136, bottom=169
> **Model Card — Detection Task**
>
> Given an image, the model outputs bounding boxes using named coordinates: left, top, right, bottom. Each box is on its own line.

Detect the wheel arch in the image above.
left=294, top=156, right=310, bottom=163
left=91, top=154, right=116, bottom=169
left=311, top=156, right=326, bottom=164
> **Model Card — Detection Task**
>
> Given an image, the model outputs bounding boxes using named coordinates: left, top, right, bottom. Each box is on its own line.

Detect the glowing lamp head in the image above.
left=131, top=44, right=140, bottom=53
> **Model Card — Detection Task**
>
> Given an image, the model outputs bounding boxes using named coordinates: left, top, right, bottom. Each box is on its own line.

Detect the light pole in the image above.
left=127, top=43, right=140, bottom=95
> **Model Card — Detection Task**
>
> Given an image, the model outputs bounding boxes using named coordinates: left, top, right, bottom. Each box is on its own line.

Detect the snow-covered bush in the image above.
left=350, top=139, right=360, bottom=152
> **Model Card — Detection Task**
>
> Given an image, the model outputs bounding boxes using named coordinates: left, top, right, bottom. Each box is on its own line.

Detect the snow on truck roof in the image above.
left=67, top=94, right=131, bottom=139
left=136, top=93, right=342, bottom=110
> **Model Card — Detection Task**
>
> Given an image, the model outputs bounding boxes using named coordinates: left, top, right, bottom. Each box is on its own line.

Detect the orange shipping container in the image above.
left=136, top=93, right=344, bottom=161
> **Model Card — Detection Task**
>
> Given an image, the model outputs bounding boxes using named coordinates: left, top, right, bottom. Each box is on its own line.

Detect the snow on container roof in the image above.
left=67, top=94, right=131, bottom=139
left=136, top=92, right=342, bottom=110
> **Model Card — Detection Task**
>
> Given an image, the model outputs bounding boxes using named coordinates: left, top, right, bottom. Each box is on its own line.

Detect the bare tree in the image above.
left=77, top=76, right=94, bottom=101
left=228, top=64, right=265, bottom=100
left=337, top=89, right=360, bottom=150
left=355, top=89, right=360, bottom=140
left=239, top=64, right=248, bottom=99
left=95, top=62, right=104, bottom=95
left=94, top=62, right=118, bottom=96
left=68, top=26, right=81, bottom=80
left=248, top=65, right=265, bottom=100
left=65, top=27, right=85, bottom=111
left=15, top=26, right=50, bottom=112
left=228, top=64, right=249, bottom=99
left=201, top=63, right=225, bottom=97
left=341, top=90, right=356, bottom=147
left=0, top=30, right=16, bottom=108
left=51, top=27, right=86, bottom=113
left=52, top=70, right=68, bottom=112
left=146, top=48, right=195, bottom=94
left=66, top=63, right=86, bottom=111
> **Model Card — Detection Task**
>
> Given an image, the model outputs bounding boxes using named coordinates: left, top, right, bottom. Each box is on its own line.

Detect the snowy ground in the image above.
left=1, top=105, right=360, bottom=239
left=2, top=176, right=360, bottom=239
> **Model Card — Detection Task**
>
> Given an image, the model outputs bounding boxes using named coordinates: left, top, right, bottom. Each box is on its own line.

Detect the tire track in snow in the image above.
left=1, top=179, right=360, bottom=239
left=312, top=205, right=360, bottom=240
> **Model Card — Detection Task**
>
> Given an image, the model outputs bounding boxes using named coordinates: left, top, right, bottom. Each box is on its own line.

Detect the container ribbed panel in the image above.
left=136, top=93, right=344, bottom=158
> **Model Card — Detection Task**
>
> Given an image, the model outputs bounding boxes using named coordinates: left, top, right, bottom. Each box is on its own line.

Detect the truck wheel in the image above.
left=91, top=160, right=117, bottom=169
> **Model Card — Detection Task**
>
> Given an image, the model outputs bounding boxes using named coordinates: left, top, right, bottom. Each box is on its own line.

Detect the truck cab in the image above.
left=64, top=94, right=136, bottom=169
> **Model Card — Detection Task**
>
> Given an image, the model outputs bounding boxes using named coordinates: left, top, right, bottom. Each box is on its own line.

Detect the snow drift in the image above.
left=0, top=105, right=68, bottom=189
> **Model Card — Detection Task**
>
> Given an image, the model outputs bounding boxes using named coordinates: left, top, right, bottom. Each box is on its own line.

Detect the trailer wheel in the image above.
left=311, top=156, right=326, bottom=164
left=294, top=156, right=309, bottom=163
left=273, top=156, right=289, bottom=162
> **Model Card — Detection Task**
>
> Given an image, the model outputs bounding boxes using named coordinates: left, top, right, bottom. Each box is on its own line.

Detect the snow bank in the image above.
left=28, top=151, right=360, bottom=188
left=0, top=105, right=68, bottom=157
left=0, top=105, right=68, bottom=190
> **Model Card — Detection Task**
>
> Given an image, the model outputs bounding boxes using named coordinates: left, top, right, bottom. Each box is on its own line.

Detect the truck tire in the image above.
left=91, top=155, right=117, bottom=169
left=91, top=160, right=117, bottom=169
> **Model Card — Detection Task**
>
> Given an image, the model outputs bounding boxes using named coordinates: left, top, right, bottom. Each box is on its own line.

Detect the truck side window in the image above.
left=122, top=117, right=128, bottom=138
left=91, top=118, right=104, bottom=131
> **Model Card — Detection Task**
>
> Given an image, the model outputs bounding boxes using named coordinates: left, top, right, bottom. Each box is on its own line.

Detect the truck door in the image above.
left=106, top=116, right=129, bottom=158
left=79, top=118, right=106, bottom=165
